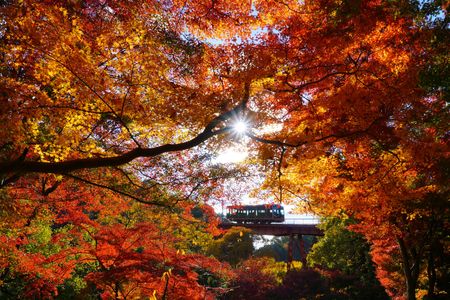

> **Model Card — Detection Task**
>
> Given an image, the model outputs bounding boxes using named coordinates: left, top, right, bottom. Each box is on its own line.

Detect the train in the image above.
left=226, top=204, right=285, bottom=224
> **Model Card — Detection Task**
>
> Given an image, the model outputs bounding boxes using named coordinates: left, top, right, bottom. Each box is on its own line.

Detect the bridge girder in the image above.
left=218, top=223, right=323, bottom=236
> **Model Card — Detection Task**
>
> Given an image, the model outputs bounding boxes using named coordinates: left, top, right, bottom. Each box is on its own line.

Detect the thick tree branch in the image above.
left=0, top=122, right=224, bottom=176
left=0, top=89, right=249, bottom=177
left=246, top=130, right=356, bottom=148
left=0, top=174, right=22, bottom=188
left=246, top=117, right=382, bottom=148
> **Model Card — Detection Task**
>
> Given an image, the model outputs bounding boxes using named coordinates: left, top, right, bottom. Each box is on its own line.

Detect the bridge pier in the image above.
left=217, top=222, right=322, bottom=271
left=287, top=233, right=294, bottom=271
left=298, top=234, right=307, bottom=267
left=288, top=234, right=307, bottom=270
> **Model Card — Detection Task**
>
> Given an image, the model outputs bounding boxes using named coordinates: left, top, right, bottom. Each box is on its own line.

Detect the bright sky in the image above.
left=212, top=117, right=319, bottom=223
left=214, top=147, right=248, bottom=164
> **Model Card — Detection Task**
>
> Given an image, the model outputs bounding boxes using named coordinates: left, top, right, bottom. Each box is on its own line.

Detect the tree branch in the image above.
left=277, top=147, right=286, bottom=204
left=246, top=117, right=382, bottom=148
left=0, top=90, right=249, bottom=177
left=63, top=173, right=168, bottom=206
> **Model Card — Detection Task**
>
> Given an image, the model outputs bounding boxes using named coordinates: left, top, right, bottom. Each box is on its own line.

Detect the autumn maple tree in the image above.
left=1, top=0, right=448, bottom=299
left=0, top=174, right=234, bottom=298
left=251, top=2, right=449, bottom=299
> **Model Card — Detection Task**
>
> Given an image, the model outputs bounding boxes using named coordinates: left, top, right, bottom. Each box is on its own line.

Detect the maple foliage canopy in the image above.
left=0, top=0, right=449, bottom=299
left=0, top=0, right=445, bottom=189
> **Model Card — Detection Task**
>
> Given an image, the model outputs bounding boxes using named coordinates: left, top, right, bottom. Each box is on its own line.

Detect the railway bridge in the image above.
left=219, top=219, right=323, bottom=269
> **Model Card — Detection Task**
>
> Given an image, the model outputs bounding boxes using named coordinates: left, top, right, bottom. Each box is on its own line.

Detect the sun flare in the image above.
left=233, top=120, right=248, bottom=134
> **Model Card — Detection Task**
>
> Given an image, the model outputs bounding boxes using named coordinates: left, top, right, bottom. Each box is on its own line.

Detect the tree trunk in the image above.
left=162, top=274, right=170, bottom=300
left=427, top=248, right=436, bottom=297
left=406, top=279, right=417, bottom=300
left=114, top=284, right=119, bottom=300
left=397, top=237, right=419, bottom=300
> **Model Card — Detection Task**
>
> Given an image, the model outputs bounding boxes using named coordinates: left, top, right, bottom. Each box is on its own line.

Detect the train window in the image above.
left=226, top=204, right=285, bottom=223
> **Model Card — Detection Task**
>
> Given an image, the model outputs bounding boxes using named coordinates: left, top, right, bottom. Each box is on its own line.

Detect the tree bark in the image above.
left=427, top=244, right=436, bottom=297
left=0, top=112, right=243, bottom=178
left=0, top=85, right=252, bottom=179
left=398, top=237, right=419, bottom=300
